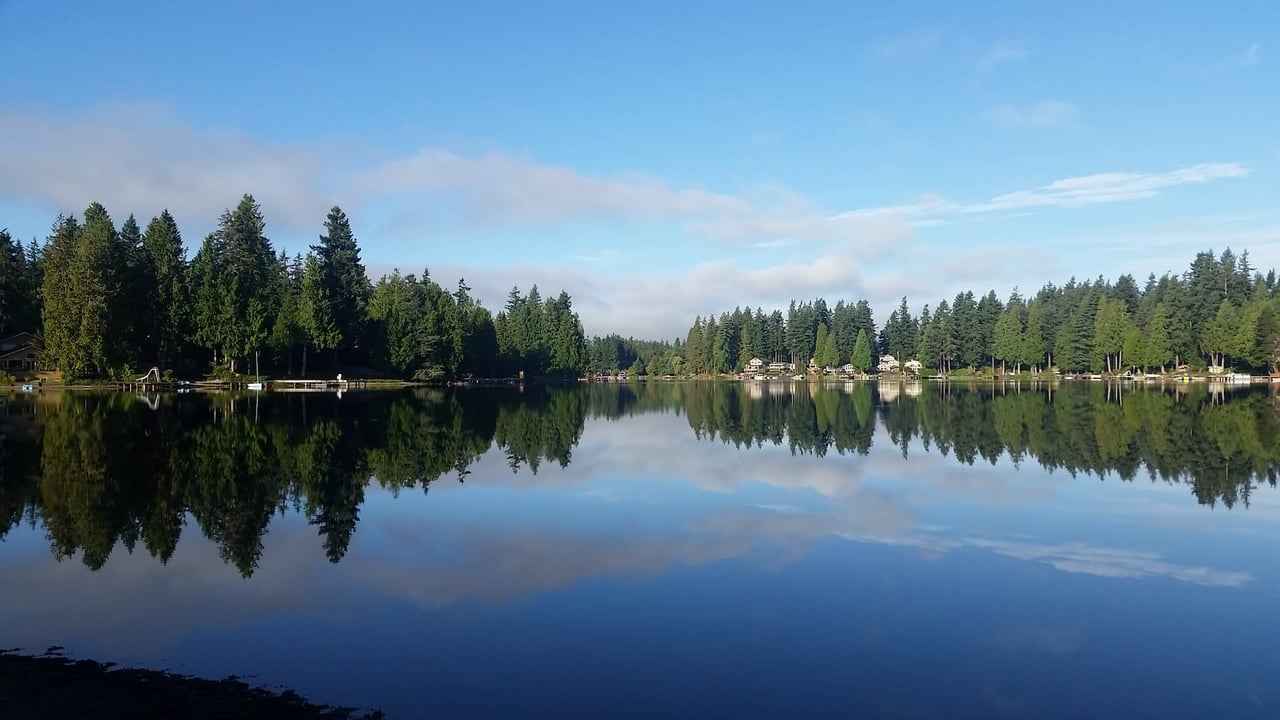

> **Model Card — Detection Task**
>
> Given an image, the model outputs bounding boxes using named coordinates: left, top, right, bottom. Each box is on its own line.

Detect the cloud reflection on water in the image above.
left=0, top=398, right=1262, bottom=662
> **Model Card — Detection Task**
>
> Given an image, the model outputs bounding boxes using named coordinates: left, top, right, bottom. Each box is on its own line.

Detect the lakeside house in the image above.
left=877, top=354, right=900, bottom=373
left=903, top=359, right=923, bottom=375
left=746, top=358, right=765, bottom=372
left=766, top=361, right=795, bottom=373
left=0, top=333, right=42, bottom=372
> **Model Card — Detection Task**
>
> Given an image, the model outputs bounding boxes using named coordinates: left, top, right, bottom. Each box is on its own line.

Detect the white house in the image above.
left=839, top=363, right=857, bottom=374
left=876, top=354, right=900, bottom=373
left=746, top=357, right=765, bottom=371
left=903, top=359, right=923, bottom=374
left=766, top=361, right=795, bottom=372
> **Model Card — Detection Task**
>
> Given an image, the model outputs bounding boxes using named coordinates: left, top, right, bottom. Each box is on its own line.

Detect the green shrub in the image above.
left=0, top=370, right=15, bottom=386
left=209, top=365, right=237, bottom=381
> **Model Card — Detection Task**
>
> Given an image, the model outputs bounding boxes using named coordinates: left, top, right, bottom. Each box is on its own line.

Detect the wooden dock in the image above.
left=109, top=378, right=368, bottom=393
left=269, top=379, right=367, bottom=392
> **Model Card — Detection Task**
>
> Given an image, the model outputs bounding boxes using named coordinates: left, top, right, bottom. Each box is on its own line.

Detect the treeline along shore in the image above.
left=681, top=249, right=1280, bottom=378
left=3, top=197, right=1280, bottom=383
left=0, top=197, right=591, bottom=384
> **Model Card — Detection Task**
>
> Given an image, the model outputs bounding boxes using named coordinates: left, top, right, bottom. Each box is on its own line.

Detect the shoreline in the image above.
left=0, top=648, right=383, bottom=719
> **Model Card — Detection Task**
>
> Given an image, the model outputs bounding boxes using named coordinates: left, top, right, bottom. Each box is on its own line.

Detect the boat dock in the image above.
left=270, top=379, right=367, bottom=392
left=109, top=378, right=368, bottom=393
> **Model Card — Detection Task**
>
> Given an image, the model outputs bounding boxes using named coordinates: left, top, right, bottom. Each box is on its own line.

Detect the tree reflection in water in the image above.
left=1, top=381, right=1276, bottom=576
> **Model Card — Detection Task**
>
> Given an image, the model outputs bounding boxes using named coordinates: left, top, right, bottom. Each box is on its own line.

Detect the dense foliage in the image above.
left=681, top=249, right=1280, bottom=375
left=1, top=200, right=588, bottom=381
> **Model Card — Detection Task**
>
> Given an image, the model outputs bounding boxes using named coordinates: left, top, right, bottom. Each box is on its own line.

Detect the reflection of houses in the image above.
left=0, top=333, right=42, bottom=372
left=878, top=381, right=899, bottom=403
left=876, top=354, right=900, bottom=373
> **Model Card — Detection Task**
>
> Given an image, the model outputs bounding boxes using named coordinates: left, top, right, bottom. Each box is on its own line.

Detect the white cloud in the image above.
left=873, top=29, right=942, bottom=58
left=988, top=100, right=1080, bottom=129
left=858, top=532, right=1253, bottom=588
left=0, top=103, right=345, bottom=232
left=0, top=104, right=883, bottom=251
left=841, top=163, right=1251, bottom=223
left=968, top=163, right=1249, bottom=213
left=751, top=238, right=804, bottom=249
left=410, top=224, right=908, bottom=339
left=0, top=104, right=1262, bottom=340
left=979, top=41, right=1028, bottom=72
left=349, top=147, right=748, bottom=224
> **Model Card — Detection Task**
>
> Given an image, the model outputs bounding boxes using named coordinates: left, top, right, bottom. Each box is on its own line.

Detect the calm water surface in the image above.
left=2, top=382, right=1278, bottom=718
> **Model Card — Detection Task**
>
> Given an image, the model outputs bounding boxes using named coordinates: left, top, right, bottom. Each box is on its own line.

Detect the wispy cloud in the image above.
left=841, top=162, right=1251, bottom=222
left=0, top=104, right=891, bottom=250
left=979, top=41, right=1028, bottom=72
left=350, top=147, right=748, bottom=225
left=1240, top=42, right=1261, bottom=66
left=858, top=532, right=1254, bottom=588
left=751, top=238, right=803, bottom=249
left=988, top=100, right=1081, bottom=129
left=873, top=28, right=941, bottom=59
left=412, top=227, right=909, bottom=339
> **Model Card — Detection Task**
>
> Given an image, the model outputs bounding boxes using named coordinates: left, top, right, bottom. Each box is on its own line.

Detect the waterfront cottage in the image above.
left=0, top=333, right=42, bottom=372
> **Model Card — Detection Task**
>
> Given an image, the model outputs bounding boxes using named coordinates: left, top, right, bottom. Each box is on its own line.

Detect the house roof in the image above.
left=0, top=346, right=39, bottom=361
left=0, top=333, right=43, bottom=351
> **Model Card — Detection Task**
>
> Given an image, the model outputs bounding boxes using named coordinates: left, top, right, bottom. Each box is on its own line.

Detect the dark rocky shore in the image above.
left=0, top=649, right=383, bottom=719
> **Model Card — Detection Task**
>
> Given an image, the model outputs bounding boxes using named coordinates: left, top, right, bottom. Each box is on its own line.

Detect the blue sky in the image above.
left=1, top=1, right=1276, bottom=338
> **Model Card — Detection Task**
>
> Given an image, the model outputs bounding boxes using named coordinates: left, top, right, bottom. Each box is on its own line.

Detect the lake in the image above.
left=2, top=381, right=1278, bottom=718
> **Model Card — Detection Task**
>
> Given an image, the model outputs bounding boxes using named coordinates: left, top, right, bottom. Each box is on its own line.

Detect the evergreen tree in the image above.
left=0, top=229, right=28, bottom=336
left=684, top=316, right=705, bottom=374
left=189, top=233, right=225, bottom=368
left=1142, top=303, right=1173, bottom=371
left=140, top=211, right=188, bottom=370
left=117, top=213, right=148, bottom=359
left=851, top=329, right=872, bottom=373
left=976, top=290, right=1002, bottom=371
left=213, top=195, right=277, bottom=373
left=951, top=291, right=981, bottom=369
left=270, top=254, right=305, bottom=376
left=367, top=270, right=427, bottom=377
left=311, top=206, right=371, bottom=368
left=831, top=300, right=855, bottom=365
left=546, top=290, right=585, bottom=376
left=710, top=320, right=729, bottom=373
left=1021, top=300, right=1046, bottom=371
left=916, top=305, right=933, bottom=366
left=737, top=320, right=756, bottom=370
left=43, top=204, right=129, bottom=378
left=992, top=301, right=1023, bottom=373
left=1201, top=299, right=1239, bottom=369
left=1092, top=297, right=1129, bottom=372
left=299, top=253, right=339, bottom=375
left=814, top=323, right=830, bottom=368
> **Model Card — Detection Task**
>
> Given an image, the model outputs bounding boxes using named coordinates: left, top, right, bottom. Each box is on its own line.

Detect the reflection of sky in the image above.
left=2, top=406, right=1278, bottom=718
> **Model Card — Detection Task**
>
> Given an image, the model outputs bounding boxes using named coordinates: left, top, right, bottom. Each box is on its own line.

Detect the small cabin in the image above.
left=0, top=333, right=42, bottom=372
